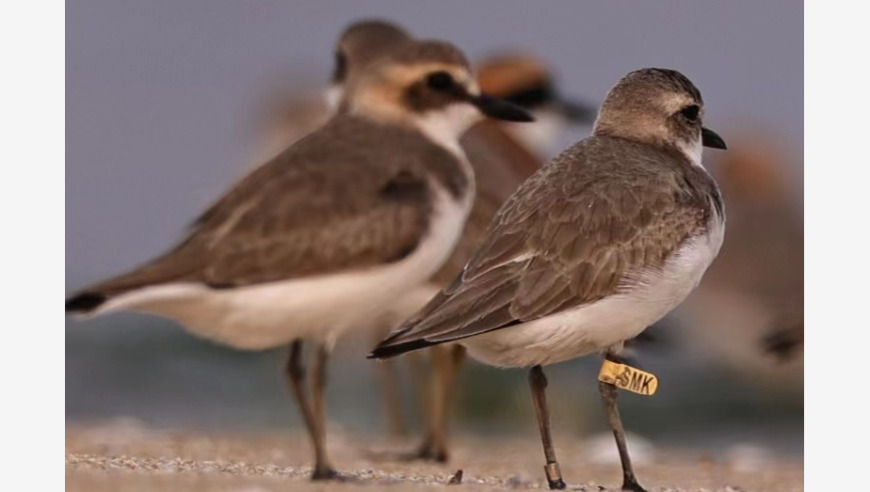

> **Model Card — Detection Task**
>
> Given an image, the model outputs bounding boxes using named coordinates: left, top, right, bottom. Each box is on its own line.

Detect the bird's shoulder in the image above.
left=491, top=135, right=718, bottom=239
left=192, top=115, right=467, bottom=231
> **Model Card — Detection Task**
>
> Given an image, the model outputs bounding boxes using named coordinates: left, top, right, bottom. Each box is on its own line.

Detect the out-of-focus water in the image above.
left=66, top=313, right=803, bottom=457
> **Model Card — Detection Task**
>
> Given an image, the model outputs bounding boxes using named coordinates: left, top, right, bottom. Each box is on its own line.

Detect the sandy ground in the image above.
left=66, top=422, right=802, bottom=492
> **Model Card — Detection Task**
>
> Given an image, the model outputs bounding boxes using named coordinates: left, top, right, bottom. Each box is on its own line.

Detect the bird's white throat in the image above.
left=678, top=136, right=704, bottom=168
left=323, top=85, right=343, bottom=113
left=413, top=103, right=482, bottom=159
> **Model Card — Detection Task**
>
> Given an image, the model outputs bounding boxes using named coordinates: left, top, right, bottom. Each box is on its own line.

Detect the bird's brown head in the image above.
left=343, top=40, right=534, bottom=141
left=594, top=68, right=726, bottom=164
left=326, top=20, right=413, bottom=109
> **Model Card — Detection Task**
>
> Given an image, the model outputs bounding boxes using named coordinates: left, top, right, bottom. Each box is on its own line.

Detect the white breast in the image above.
left=93, top=184, right=472, bottom=351
left=464, top=214, right=725, bottom=368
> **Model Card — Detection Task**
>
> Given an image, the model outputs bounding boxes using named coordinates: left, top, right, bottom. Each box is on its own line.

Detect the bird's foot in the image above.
left=547, top=477, right=567, bottom=489
left=621, top=478, right=647, bottom=492
left=411, top=443, right=449, bottom=463
left=310, top=465, right=346, bottom=481
left=544, top=462, right=566, bottom=489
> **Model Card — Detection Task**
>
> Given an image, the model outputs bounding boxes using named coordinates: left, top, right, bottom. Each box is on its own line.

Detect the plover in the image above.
left=391, top=53, right=597, bottom=462
left=475, top=52, right=596, bottom=159
left=371, top=68, right=727, bottom=491
left=66, top=38, right=533, bottom=480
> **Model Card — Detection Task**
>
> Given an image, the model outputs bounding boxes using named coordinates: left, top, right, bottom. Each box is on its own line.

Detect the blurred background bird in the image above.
left=66, top=30, right=535, bottom=479
left=666, top=131, right=804, bottom=386
left=474, top=52, right=596, bottom=160
left=248, top=19, right=412, bottom=165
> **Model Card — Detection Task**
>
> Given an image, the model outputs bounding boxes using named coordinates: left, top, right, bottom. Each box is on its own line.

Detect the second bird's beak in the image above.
left=702, top=127, right=727, bottom=150
left=553, top=98, right=597, bottom=124
left=469, top=93, right=535, bottom=123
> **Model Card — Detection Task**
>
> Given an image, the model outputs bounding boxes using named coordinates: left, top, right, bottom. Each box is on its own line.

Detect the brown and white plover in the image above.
left=66, top=38, right=532, bottom=480
left=371, top=68, right=727, bottom=491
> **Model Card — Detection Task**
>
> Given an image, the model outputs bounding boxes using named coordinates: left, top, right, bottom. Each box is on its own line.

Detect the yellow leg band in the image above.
left=598, top=359, right=659, bottom=396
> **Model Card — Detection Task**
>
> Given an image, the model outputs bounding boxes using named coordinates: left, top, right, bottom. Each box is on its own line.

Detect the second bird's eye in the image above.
left=331, top=50, right=348, bottom=83
left=680, top=104, right=700, bottom=121
left=427, top=71, right=454, bottom=90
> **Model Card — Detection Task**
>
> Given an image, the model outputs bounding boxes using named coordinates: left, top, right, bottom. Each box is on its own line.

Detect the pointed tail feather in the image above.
left=368, top=302, right=443, bottom=359
left=65, top=292, right=108, bottom=314
left=65, top=246, right=203, bottom=316
left=368, top=337, right=439, bottom=360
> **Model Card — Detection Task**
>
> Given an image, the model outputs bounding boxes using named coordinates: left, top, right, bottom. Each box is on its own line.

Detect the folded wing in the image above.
left=67, top=116, right=462, bottom=308
left=372, top=138, right=711, bottom=358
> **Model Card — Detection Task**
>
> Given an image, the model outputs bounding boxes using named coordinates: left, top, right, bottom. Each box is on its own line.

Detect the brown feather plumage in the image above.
left=377, top=135, right=721, bottom=351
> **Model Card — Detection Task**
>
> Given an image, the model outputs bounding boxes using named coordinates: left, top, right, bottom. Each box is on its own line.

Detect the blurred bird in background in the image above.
left=474, top=53, right=596, bottom=160
left=65, top=30, right=534, bottom=479
left=248, top=20, right=412, bottom=165
left=669, top=132, right=804, bottom=386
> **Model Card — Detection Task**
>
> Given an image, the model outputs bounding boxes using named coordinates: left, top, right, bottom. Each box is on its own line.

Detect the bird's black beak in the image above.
left=702, top=127, right=727, bottom=150
left=469, top=93, right=535, bottom=123
left=553, top=98, right=597, bottom=124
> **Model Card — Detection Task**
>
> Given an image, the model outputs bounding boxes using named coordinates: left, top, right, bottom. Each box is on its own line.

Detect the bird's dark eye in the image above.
left=331, top=50, right=348, bottom=83
left=680, top=104, right=700, bottom=121
left=427, top=71, right=453, bottom=91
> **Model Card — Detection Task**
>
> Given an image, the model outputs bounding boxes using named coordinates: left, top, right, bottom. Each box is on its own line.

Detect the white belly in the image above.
left=93, top=186, right=471, bottom=351
left=464, top=218, right=725, bottom=367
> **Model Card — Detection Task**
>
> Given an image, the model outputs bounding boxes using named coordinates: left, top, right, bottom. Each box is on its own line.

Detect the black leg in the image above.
left=529, top=365, right=566, bottom=490
left=598, top=355, right=647, bottom=492
left=286, top=341, right=337, bottom=481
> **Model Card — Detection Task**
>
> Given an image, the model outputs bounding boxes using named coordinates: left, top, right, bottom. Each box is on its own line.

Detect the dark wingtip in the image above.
left=368, top=337, right=438, bottom=360
left=65, top=292, right=107, bottom=313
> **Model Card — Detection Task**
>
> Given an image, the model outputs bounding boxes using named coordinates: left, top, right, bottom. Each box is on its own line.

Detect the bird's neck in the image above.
left=409, top=105, right=480, bottom=160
